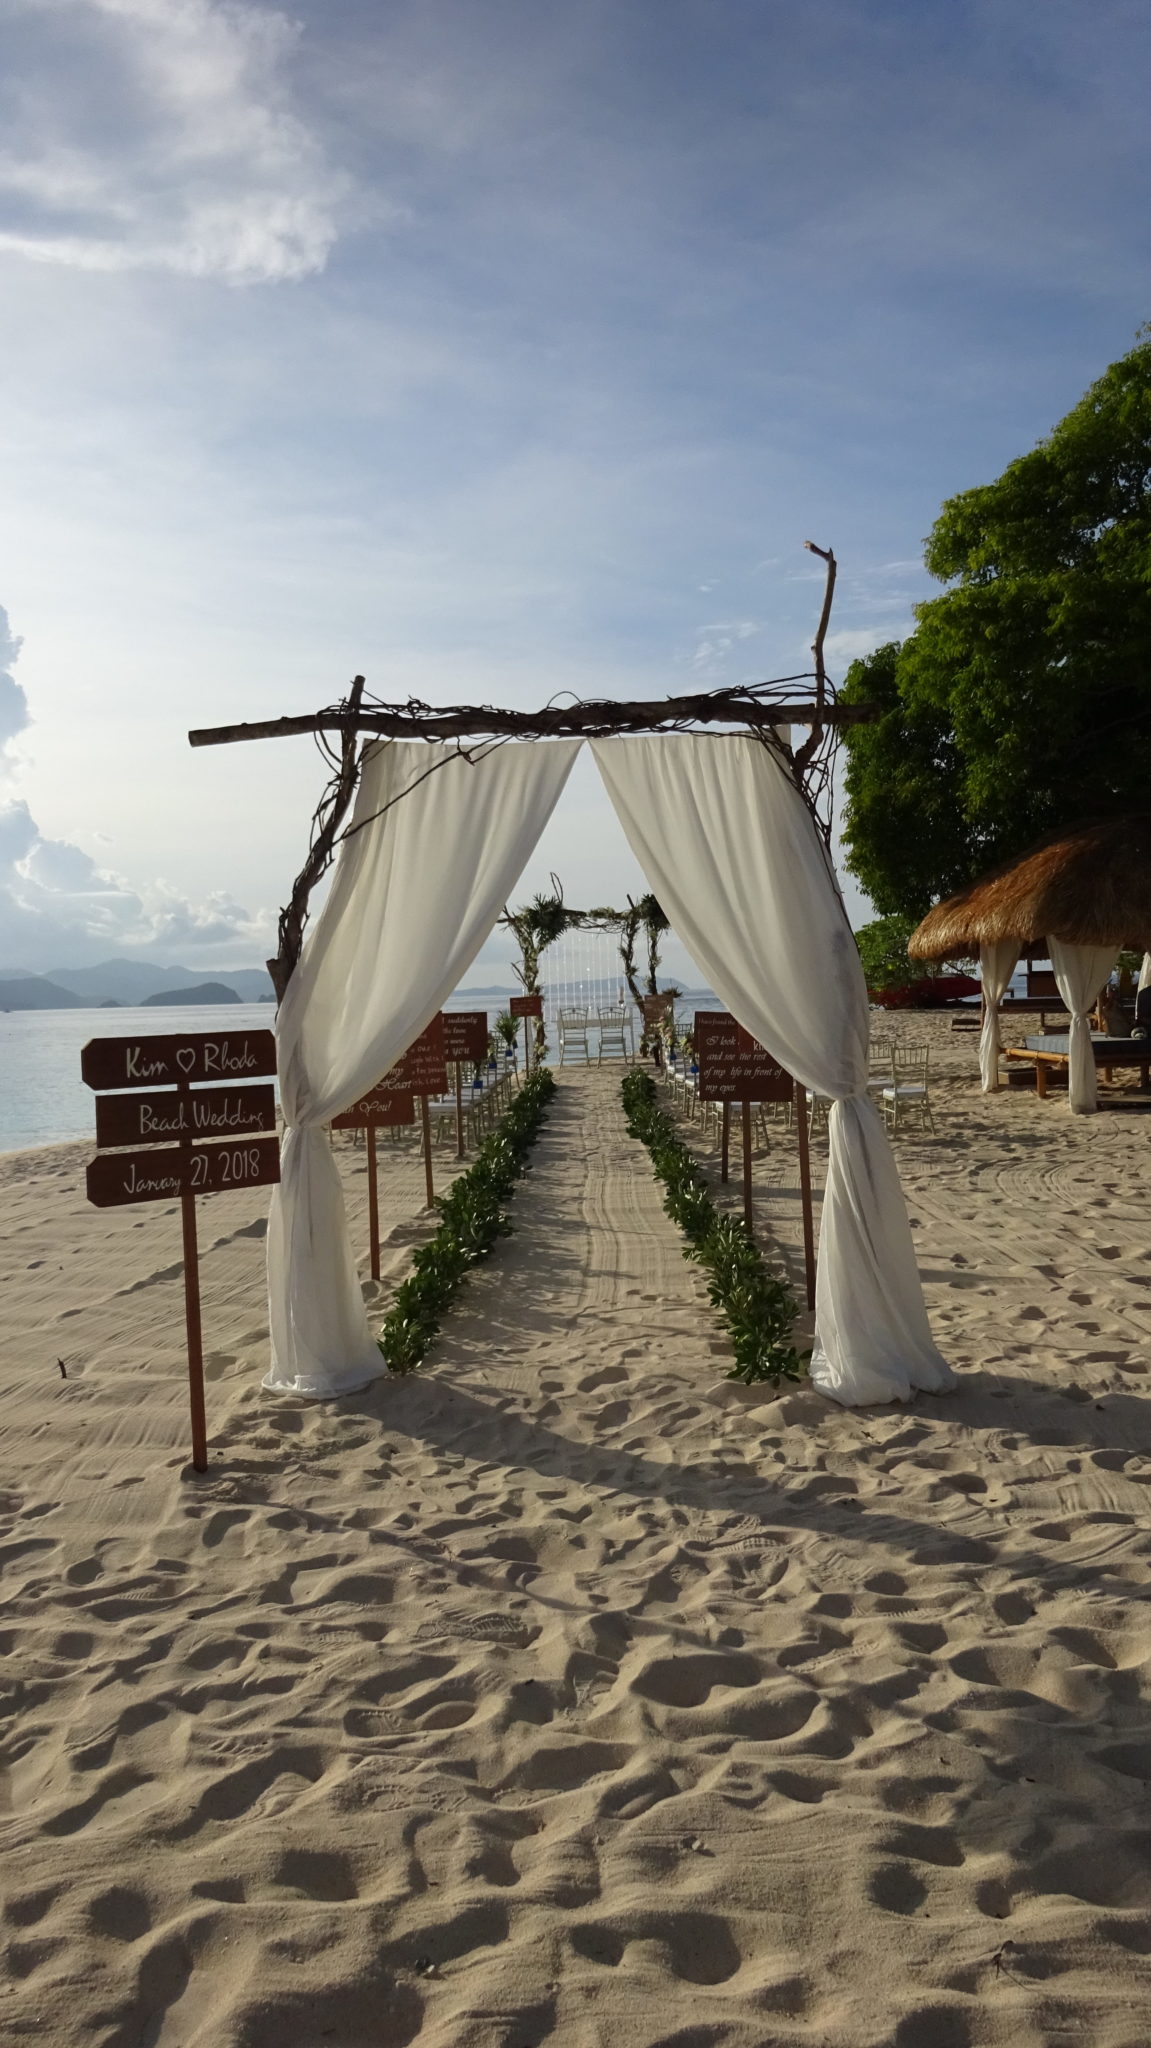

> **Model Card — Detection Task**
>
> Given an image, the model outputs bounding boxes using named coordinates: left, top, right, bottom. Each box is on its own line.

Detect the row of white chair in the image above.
left=557, top=1009, right=635, bottom=1064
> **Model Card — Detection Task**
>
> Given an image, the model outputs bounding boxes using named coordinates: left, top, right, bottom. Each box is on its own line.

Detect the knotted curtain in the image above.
left=590, top=734, right=954, bottom=1407
left=265, top=738, right=580, bottom=1397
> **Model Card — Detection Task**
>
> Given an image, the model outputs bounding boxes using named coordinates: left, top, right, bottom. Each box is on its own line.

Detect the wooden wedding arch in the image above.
left=187, top=544, right=873, bottom=999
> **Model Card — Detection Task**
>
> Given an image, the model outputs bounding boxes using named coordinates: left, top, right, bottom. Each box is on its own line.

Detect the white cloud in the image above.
left=0, top=0, right=346, bottom=283
left=0, top=606, right=30, bottom=765
left=0, top=597, right=272, bottom=967
left=688, top=618, right=761, bottom=676
left=0, top=797, right=273, bottom=966
left=821, top=624, right=912, bottom=669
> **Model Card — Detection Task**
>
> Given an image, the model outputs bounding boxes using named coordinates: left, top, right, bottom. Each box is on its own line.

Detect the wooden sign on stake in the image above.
left=442, top=1012, right=488, bottom=1158
left=639, top=992, right=675, bottom=1026
left=382, top=1014, right=449, bottom=1097
left=695, top=1012, right=815, bottom=1304
left=441, top=1011, right=489, bottom=1064
left=510, top=993, right=542, bottom=1075
left=377, top=1017, right=448, bottom=1208
left=330, top=1090, right=416, bottom=1280
left=82, top=1033, right=280, bottom=1476
left=694, top=1015, right=792, bottom=1104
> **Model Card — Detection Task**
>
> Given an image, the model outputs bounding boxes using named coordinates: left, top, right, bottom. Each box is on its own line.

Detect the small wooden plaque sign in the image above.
left=331, top=1088, right=415, bottom=1132
left=86, top=1136, right=281, bottom=1208
left=639, top=993, right=675, bottom=1026
left=694, top=1013, right=792, bottom=1102
left=510, top=993, right=543, bottom=1019
left=81, top=1030, right=276, bottom=1092
left=441, top=1011, right=489, bottom=1064
left=382, top=1015, right=449, bottom=1097
left=95, top=1083, right=276, bottom=1151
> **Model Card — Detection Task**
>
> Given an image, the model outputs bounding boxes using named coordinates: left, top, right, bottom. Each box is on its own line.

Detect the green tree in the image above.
left=854, top=914, right=954, bottom=991
left=841, top=330, right=1151, bottom=918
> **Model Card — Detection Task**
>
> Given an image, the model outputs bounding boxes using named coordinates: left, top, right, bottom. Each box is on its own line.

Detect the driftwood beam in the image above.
left=189, top=694, right=875, bottom=750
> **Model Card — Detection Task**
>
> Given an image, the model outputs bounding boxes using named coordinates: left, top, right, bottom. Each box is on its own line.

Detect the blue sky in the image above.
left=0, top=0, right=1148, bottom=980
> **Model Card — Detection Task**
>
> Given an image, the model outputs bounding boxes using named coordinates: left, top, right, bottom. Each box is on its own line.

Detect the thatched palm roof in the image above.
left=908, top=815, right=1151, bottom=962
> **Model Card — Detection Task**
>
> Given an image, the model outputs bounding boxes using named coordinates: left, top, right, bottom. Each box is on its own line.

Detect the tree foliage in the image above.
left=841, top=331, right=1151, bottom=918
left=854, top=914, right=933, bottom=990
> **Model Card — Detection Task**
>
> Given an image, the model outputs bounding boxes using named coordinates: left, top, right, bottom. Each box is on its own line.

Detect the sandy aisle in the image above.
left=2, top=1054, right=1151, bottom=2046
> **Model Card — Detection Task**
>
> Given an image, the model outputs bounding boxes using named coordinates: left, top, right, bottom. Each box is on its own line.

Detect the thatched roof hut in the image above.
left=908, top=815, right=1151, bottom=962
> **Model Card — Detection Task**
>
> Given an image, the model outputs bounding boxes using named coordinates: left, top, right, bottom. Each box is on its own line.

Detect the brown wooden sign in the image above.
left=695, top=1013, right=792, bottom=1102
left=442, top=1010, right=489, bottom=1064
left=382, top=1014, right=449, bottom=1097
left=510, top=993, right=543, bottom=1018
left=81, top=1030, right=276, bottom=1092
left=86, top=1135, right=280, bottom=1208
left=82, top=1028, right=283, bottom=1477
left=640, top=993, right=675, bottom=1025
left=95, top=1083, right=276, bottom=1151
left=331, top=1088, right=415, bottom=1132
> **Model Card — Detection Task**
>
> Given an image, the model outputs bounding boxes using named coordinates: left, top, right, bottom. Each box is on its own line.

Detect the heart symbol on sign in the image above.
left=176, top=1047, right=196, bottom=1074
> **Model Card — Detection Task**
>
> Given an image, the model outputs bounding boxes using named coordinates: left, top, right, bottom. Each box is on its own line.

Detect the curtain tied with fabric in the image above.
left=591, top=735, right=954, bottom=1408
left=978, top=940, right=1020, bottom=1093
left=1049, top=938, right=1118, bottom=1114
left=265, top=739, right=581, bottom=1398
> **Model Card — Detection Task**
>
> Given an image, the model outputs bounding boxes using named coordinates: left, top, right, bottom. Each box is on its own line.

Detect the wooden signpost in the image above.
left=380, top=1015, right=449, bottom=1208
left=695, top=1012, right=815, bottom=1307
left=510, top=992, right=543, bottom=1074
left=640, top=992, right=675, bottom=1027
left=331, top=1088, right=416, bottom=1279
left=81, top=1029, right=279, bottom=1475
left=441, top=1011, right=488, bottom=1158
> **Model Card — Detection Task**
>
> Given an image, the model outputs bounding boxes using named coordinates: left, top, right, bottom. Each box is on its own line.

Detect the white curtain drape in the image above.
left=978, top=939, right=1020, bottom=1091
left=1138, top=953, right=1151, bottom=994
left=591, top=734, right=954, bottom=1407
left=1048, top=938, right=1117, bottom=1114
left=266, top=738, right=580, bottom=1397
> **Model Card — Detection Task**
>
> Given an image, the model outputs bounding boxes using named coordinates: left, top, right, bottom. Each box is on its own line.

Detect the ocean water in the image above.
left=0, top=987, right=724, bottom=1156
left=0, top=1005, right=276, bottom=1154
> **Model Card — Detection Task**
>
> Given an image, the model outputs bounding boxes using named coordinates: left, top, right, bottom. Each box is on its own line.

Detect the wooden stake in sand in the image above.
left=81, top=1030, right=280, bottom=1474
left=331, top=1087, right=416, bottom=1277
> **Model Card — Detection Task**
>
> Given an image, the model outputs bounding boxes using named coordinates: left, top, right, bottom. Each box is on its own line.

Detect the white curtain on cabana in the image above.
left=591, top=734, right=954, bottom=1407
left=1138, top=953, right=1151, bottom=994
left=265, top=738, right=580, bottom=1397
left=1049, top=938, right=1117, bottom=1115
left=978, top=939, right=1020, bottom=1092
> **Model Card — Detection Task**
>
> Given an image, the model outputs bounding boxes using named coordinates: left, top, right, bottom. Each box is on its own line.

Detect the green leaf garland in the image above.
left=379, top=1069, right=556, bottom=1374
left=620, top=1070, right=808, bottom=1386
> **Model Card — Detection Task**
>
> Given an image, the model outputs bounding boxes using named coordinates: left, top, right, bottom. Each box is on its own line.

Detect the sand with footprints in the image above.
left=1, top=1020, right=1150, bottom=2046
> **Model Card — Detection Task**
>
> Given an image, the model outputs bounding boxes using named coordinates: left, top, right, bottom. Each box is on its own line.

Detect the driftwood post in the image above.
left=266, top=674, right=366, bottom=1002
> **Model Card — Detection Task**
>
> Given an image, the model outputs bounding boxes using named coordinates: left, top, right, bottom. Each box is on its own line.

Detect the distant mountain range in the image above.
left=0, top=960, right=706, bottom=1015
left=0, top=957, right=275, bottom=1011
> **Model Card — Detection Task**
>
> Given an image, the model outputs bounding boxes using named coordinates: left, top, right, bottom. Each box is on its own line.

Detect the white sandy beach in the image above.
left=2, top=1021, right=1150, bottom=2046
